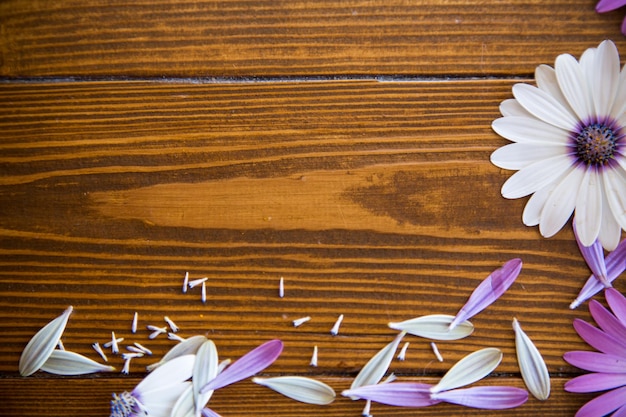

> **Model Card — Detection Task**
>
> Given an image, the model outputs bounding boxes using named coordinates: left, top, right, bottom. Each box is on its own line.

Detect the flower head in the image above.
left=596, top=0, right=626, bottom=35
left=564, top=287, right=626, bottom=416
left=491, top=40, right=626, bottom=251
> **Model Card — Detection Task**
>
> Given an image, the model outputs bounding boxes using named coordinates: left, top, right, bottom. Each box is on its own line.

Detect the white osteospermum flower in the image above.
left=491, top=40, right=626, bottom=251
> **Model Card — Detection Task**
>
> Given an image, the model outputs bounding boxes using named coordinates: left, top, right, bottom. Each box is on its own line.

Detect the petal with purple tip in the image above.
left=573, top=319, right=626, bottom=356
left=574, top=222, right=609, bottom=286
left=341, top=382, right=440, bottom=407
left=563, top=351, right=626, bottom=372
left=200, top=340, right=283, bottom=394
left=449, top=259, right=522, bottom=330
left=431, top=348, right=503, bottom=393
left=574, top=385, right=626, bottom=417
left=430, top=386, right=529, bottom=409
left=564, top=373, right=626, bottom=393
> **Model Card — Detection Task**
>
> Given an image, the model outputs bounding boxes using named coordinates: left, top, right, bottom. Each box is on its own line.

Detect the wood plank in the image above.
left=1, top=0, right=625, bottom=78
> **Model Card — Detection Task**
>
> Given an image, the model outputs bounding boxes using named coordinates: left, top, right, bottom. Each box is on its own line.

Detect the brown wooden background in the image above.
left=1, top=1, right=625, bottom=416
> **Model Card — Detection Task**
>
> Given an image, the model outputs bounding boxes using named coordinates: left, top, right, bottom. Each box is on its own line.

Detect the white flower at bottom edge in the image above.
left=490, top=40, right=626, bottom=251
left=110, top=355, right=195, bottom=417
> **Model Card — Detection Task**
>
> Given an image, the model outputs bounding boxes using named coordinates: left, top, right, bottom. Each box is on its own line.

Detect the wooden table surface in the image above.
left=1, top=1, right=625, bottom=416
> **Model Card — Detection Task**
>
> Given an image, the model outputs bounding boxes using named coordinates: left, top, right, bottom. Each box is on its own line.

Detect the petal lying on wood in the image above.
left=565, top=373, right=626, bottom=393
left=430, top=386, right=529, bottom=409
left=513, top=318, right=550, bottom=400
left=253, top=376, right=336, bottom=405
left=574, top=221, right=610, bottom=286
left=388, top=315, right=473, bottom=341
left=350, top=331, right=405, bottom=392
left=563, top=351, right=626, bottom=372
left=431, top=348, right=503, bottom=394
left=39, top=349, right=115, bottom=375
left=146, top=335, right=207, bottom=371
left=342, top=382, right=440, bottom=407
left=19, top=306, right=73, bottom=376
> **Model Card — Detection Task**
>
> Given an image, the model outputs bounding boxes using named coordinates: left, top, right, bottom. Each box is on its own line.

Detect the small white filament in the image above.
left=330, top=314, right=344, bottom=336
left=131, top=312, right=138, bottom=334
left=121, top=357, right=132, bottom=374
left=92, top=342, right=108, bottom=362
left=147, top=325, right=167, bottom=339
left=201, top=281, right=207, bottom=303
left=397, top=342, right=410, bottom=361
left=168, top=332, right=186, bottom=342
left=122, top=352, right=143, bottom=360
left=110, top=332, right=120, bottom=354
left=310, top=345, right=318, bottom=367
left=164, top=316, right=179, bottom=333
left=126, top=346, right=144, bottom=354
left=188, top=277, right=208, bottom=289
left=431, top=342, right=443, bottom=362
left=183, top=271, right=189, bottom=293
left=292, top=316, right=311, bottom=327
left=57, top=339, right=65, bottom=351
left=362, top=400, right=372, bottom=417
left=133, top=342, right=152, bottom=355
left=279, top=277, right=285, bottom=298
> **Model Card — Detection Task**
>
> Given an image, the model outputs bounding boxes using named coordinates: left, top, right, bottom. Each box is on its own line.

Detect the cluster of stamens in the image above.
left=575, top=122, right=618, bottom=166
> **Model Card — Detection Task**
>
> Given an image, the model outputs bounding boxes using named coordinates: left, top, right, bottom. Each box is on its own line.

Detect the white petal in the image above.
left=599, top=185, right=622, bottom=251
left=610, top=62, right=626, bottom=119
left=19, top=306, right=73, bottom=376
left=39, top=349, right=114, bottom=375
left=137, top=354, right=195, bottom=395
left=499, top=99, right=532, bottom=117
left=539, top=165, right=585, bottom=238
left=536, top=64, right=574, bottom=116
left=388, top=314, right=473, bottom=341
left=430, top=348, right=503, bottom=393
left=512, top=83, right=579, bottom=131
left=522, top=184, right=554, bottom=226
left=170, top=385, right=195, bottom=417
left=253, top=376, right=336, bottom=405
left=194, top=340, right=219, bottom=416
left=591, top=41, right=620, bottom=118
left=350, top=331, right=405, bottom=391
left=513, top=319, right=550, bottom=400
left=574, top=168, right=603, bottom=246
left=555, top=53, right=593, bottom=122
left=146, top=335, right=207, bottom=371
left=492, top=117, right=571, bottom=145
left=141, top=381, right=192, bottom=417
left=501, top=155, right=573, bottom=199
left=491, top=143, right=566, bottom=170
left=603, top=167, right=626, bottom=231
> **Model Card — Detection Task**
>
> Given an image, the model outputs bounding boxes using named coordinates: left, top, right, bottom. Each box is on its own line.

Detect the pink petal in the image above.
left=574, top=222, right=609, bottom=286
left=573, top=319, right=626, bottom=356
left=431, top=386, right=528, bottom=409
left=613, top=402, right=626, bottom=417
left=575, top=385, right=626, bottom=417
left=564, top=373, right=626, bottom=393
left=564, top=351, right=626, bottom=372
left=202, top=408, right=223, bottom=417
left=589, top=300, right=626, bottom=342
left=200, top=340, right=283, bottom=393
left=596, top=0, right=626, bottom=12
left=449, top=259, right=522, bottom=330
left=606, top=288, right=626, bottom=327
left=341, top=382, right=440, bottom=407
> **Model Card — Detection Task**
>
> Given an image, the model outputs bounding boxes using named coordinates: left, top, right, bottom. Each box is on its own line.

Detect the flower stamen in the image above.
left=574, top=122, right=618, bottom=166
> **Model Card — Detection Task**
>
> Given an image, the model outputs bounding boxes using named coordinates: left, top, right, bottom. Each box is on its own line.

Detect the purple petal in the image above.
left=202, top=407, right=223, bottom=417
left=341, top=382, right=441, bottom=407
left=575, top=385, right=626, bottom=417
left=596, top=0, right=626, bottom=13
left=431, top=386, right=528, bottom=409
left=564, top=351, right=626, bottom=372
left=573, top=319, right=626, bottom=356
left=574, top=222, right=609, bottom=286
left=589, top=300, right=626, bottom=342
left=449, top=259, right=522, bottom=330
left=200, top=340, right=283, bottom=393
left=606, top=288, right=626, bottom=327
left=564, top=373, right=626, bottom=393
left=613, top=402, right=626, bottom=417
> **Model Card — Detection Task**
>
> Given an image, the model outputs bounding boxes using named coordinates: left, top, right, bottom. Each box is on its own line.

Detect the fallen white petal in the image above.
left=193, top=340, right=219, bottom=415
left=19, top=306, right=73, bottom=376
left=40, top=349, right=115, bottom=375
left=513, top=318, right=550, bottom=400
left=253, top=376, right=336, bottom=405
left=388, top=314, right=473, bottom=341
left=146, top=335, right=207, bottom=371
left=350, top=331, right=405, bottom=392
left=430, top=347, right=503, bottom=393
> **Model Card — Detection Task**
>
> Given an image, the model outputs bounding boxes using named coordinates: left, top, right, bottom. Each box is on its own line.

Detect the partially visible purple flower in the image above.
left=564, top=288, right=626, bottom=417
left=596, top=0, right=626, bottom=35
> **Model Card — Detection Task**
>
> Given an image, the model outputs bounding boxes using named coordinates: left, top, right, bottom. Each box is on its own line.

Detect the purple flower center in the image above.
left=575, top=122, right=617, bottom=166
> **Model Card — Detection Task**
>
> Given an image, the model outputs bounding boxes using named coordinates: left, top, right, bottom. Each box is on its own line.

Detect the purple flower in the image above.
left=596, top=0, right=626, bottom=35
left=564, top=288, right=626, bottom=416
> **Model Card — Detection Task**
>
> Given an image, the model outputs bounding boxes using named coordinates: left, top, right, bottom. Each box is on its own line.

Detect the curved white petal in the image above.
left=253, top=376, right=336, bottom=405
left=512, top=83, right=579, bottom=131
left=146, top=335, right=207, bottom=371
left=513, top=319, right=550, bottom=401
left=40, top=349, right=114, bottom=375
left=539, top=165, right=585, bottom=238
left=491, top=143, right=566, bottom=170
left=603, top=167, right=626, bottom=231
left=599, top=185, right=622, bottom=251
left=591, top=40, right=620, bottom=118
left=522, top=185, right=554, bottom=226
left=574, top=167, right=603, bottom=246
left=141, top=381, right=192, bottom=417
left=136, top=354, right=195, bottom=395
left=388, top=315, right=473, bottom=341
left=492, top=116, right=571, bottom=145
left=351, top=331, right=405, bottom=390
left=499, top=99, right=532, bottom=117
left=555, top=53, right=593, bottom=122
left=501, top=155, right=573, bottom=199
left=610, top=62, right=626, bottom=119
left=535, top=64, right=574, bottom=117
left=194, top=340, right=219, bottom=416
left=430, top=348, right=503, bottom=393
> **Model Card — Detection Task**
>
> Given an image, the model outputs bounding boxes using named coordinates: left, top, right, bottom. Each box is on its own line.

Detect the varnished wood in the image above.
left=1, top=1, right=625, bottom=416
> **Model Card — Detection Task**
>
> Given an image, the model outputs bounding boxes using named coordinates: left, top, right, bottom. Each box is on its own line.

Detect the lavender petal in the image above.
left=449, top=259, right=522, bottom=330
left=606, top=287, right=626, bottom=327
left=342, top=382, right=440, bottom=407
left=200, top=339, right=283, bottom=393
left=589, top=300, right=626, bottom=342
left=563, top=351, right=626, bottom=372
left=564, top=373, right=626, bottom=393
left=574, top=222, right=609, bottom=286
left=575, top=385, right=626, bottom=417
left=431, top=386, right=528, bottom=409
left=572, top=319, right=626, bottom=356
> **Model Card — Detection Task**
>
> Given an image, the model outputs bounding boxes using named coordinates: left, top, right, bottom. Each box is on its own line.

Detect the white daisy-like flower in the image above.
left=491, top=40, right=626, bottom=250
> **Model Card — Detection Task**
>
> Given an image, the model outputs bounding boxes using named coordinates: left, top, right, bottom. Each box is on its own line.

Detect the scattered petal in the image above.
left=194, top=340, right=219, bottom=415
left=574, top=222, right=610, bottom=286
left=388, top=314, right=473, bottom=341
left=146, top=335, right=207, bottom=371
left=40, top=349, right=115, bottom=375
left=342, top=382, right=440, bottom=408
left=279, top=277, right=285, bottom=298
left=431, top=348, right=503, bottom=393
left=253, top=376, right=336, bottom=405
left=431, top=386, right=529, bottom=409
left=164, top=316, right=179, bottom=333
left=132, top=312, right=138, bottom=334
left=513, top=318, right=550, bottom=400
left=92, top=342, right=108, bottom=362
left=19, top=306, right=73, bottom=376
left=350, top=332, right=406, bottom=392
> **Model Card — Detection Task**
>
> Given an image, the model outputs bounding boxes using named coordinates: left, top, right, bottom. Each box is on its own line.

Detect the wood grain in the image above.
left=0, top=0, right=624, bottom=78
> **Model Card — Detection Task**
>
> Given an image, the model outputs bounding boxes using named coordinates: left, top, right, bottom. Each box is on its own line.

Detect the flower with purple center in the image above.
left=490, top=40, right=626, bottom=251
left=596, top=0, right=626, bottom=35
left=564, top=287, right=626, bottom=417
